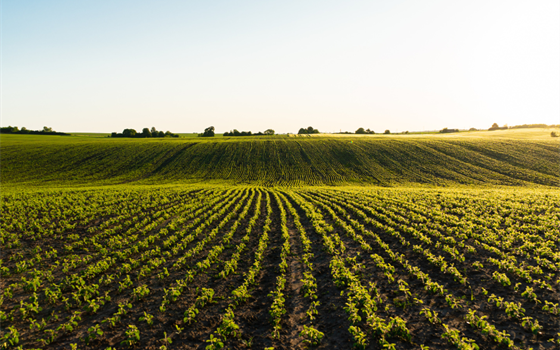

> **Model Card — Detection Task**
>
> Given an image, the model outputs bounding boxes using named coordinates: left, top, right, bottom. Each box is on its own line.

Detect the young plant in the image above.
left=139, top=311, right=154, bottom=327
left=121, top=325, right=140, bottom=347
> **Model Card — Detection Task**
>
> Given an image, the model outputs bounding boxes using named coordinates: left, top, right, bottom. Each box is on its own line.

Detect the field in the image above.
left=1, top=128, right=559, bottom=187
left=2, top=186, right=559, bottom=349
left=1, top=130, right=559, bottom=350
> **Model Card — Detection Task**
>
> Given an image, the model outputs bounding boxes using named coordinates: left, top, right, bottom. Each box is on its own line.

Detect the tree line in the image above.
left=199, top=126, right=276, bottom=137
left=223, top=129, right=275, bottom=136
left=111, top=127, right=179, bottom=138
left=0, top=126, right=69, bottom=136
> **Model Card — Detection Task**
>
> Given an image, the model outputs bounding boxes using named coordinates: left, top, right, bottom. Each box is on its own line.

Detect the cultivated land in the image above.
left=0, top=128, right=559, bottom=350
left=1, top=128, right=559, bottom=187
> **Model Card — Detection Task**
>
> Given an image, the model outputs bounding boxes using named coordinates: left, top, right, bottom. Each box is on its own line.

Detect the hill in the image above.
left=1, top=128, right=558, bottom=187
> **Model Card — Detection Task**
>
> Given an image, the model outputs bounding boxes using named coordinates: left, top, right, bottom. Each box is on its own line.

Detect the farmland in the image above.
left=1, top=185, right=559, bottom=349
left=0, top=130, right=559, bottom=349
left=1, top=128, right=558, bottom=187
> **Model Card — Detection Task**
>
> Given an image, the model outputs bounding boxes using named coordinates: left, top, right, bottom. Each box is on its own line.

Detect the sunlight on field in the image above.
left=307, top=128, right=560, bottom=140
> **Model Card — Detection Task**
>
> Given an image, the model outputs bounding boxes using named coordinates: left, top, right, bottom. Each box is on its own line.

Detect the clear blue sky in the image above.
left=3, top=1, right=559, bottom=133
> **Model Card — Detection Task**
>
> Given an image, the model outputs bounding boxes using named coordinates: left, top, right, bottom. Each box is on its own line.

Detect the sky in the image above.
left=2, top=0, right=559, bottom=133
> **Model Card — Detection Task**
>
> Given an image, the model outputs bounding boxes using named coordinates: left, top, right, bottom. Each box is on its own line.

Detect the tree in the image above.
left=355, top=127, right=366, bottom=134
left=142, top=128, right=151, bottom=138
left=384, top=130, right=390, bottom=134
left=201, top=126, right=215, bottom=137
left=264, top=129, right=275, bottom=135
left=123, top=129, right=137, bottom=137
left=42, top=126, right=53, bottom=133
left=298, top=126, right=319, bottom=134
left=366, top=128, right=374, bottom=134
left=151, top=127, right=159, bottom=137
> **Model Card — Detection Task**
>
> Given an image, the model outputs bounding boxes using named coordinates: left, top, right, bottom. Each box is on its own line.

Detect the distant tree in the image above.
left=151, top=127, right=158, bottom=137
left=200, top=126, right=215, bottom=137
left=489, top=123, right=508, bottom=131
left=141, top=128, right=151, bottom=138
left=264, top=129, right=275, bottom=135
left=439, top=128, right=459, bottom=133
left=0, top=125, right=69, bottom=135
left=298, top=126, right=319, bottom=134
left=112, top=127, right=177, bottom=138
left=123, top=129, right=137, bottom=137
left=510, top=123, right=557, bottom=129
left=366, top=128, right=374, bottom=134
left=384, top=130, right=390, bottom=134
left=355, top=127, right=366, bottom=134
left=469, top=127, right=477, bottom=131
left=551, top=131, right=559, bottom=137
left=0, top=126, right=19, bottom=133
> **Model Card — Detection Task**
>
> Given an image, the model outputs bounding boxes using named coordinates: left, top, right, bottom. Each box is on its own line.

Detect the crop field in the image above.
left=2, top=129, right=559, bottom=187
left=1, top=185, right=559, bottom=349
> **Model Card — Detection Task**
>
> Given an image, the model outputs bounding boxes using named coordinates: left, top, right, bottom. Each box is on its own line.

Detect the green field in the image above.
left=1, top=129, right=558, bottom=349
left=2, top=128, right=558, bottom=187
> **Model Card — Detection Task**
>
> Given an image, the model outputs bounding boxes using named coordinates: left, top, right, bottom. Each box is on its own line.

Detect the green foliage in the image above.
left=355, top=127, right=375, bottom=134
left=200, top=126, right=215, bottom=137
left=111, top=127, right=178, bottom=138
left=0, top=125, right=69, bottom=136
left=298, top=126, right=319, bottom=134
left=0, top=184, right=558, bottom=350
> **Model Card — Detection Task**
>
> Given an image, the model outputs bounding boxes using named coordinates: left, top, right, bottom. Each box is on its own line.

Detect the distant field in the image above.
left=1, top=128, right=558, bottom=187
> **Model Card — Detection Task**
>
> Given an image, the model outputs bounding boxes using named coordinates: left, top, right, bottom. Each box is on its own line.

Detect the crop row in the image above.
left=0, top=186, right=558, bottom=349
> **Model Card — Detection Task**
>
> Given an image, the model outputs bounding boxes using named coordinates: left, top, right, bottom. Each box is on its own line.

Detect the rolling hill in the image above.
left=1, top=129, right=558, bottom=187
